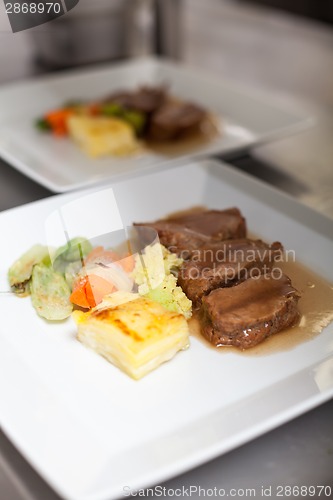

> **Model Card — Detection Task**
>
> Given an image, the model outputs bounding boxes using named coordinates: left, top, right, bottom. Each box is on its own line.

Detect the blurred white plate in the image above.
left=0, top=57, right=311, bottom=193
left=0, top=159, right=332, bottom=500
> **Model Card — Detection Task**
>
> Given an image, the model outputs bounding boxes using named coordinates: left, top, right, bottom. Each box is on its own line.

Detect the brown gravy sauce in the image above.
left=145, top=114, right=221, bottom=157
left=188, top=260, right=333, bottom=356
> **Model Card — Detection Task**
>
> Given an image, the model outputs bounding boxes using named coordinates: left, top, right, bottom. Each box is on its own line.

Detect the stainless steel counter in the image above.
left=0, top=0, right=333, bottom=498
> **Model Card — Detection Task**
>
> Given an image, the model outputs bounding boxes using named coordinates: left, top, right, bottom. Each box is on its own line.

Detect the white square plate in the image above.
left=0, top=57, right=311, bottom=193
left=0, top=159, right=332, bottom=500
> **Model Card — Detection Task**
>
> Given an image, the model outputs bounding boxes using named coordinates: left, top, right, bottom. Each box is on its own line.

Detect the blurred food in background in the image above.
left=35, top=85, right=216, bottom=158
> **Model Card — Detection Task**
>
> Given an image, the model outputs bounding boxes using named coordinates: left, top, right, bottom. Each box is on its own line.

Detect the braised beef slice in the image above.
left=200, top=272, right=300, bottom=349
left=178, top=239, right=283, bottom=306
left=148, top=101, right=206, bottom=141
left=134, top=208, right=246, bottom=256
left=130, top=87, right=167, bottom=114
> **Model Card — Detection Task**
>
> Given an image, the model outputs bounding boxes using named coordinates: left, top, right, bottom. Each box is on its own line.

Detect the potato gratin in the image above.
left=73, top=296, right=190, bottom=380
left=67, top=115, right=139, bottom=157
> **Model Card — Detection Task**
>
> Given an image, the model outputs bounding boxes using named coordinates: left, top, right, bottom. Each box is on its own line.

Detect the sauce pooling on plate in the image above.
left=146, top=114, right=220, bottom=157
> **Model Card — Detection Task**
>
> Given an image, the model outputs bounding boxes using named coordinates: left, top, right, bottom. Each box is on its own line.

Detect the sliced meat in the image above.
left=148, top=101, right=206, bottom=141
left=130, top=86, right=167, bottom=114
left=134, top=208, right=246, bottom=256
left=200, top=272, right=300, bottom=349
left=178, top=239, right=283, bottom=307
left=104, top=86, right=167, bottom=114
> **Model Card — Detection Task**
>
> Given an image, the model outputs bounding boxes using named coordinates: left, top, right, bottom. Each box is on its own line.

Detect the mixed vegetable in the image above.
left=36, top=101, right=146, bottom=138
left=8, top=238, right=192, bottom=321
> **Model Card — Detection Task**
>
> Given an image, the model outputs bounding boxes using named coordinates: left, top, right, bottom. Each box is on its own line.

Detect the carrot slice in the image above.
left=70, top=276, right=91, bottom=308
left=45, top=108, right=74, bottom=136
left=85, top=275, right=116, bottom=308
left=71, top=246, right=135, bottom=309
left=70, top=274, right=116, bottom=309
left=119, top=253, right=135, bottom=273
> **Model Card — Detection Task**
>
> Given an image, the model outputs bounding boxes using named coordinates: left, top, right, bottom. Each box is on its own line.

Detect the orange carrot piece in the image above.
left=53, top=125, right=67, bottom=137
left=45, top=108, right=74, bottom=135
left=70, top=274, right=116, bottom=309
left=70, top=277, right=91, bottom=308
left=85, top=275, right=116, bottom=308
left=119, top=253, right=135, bottom=273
